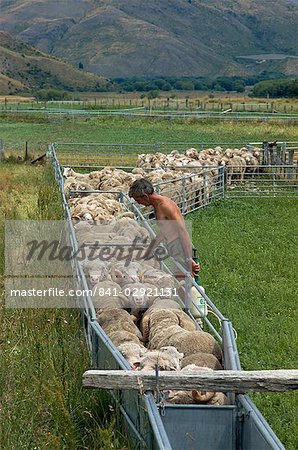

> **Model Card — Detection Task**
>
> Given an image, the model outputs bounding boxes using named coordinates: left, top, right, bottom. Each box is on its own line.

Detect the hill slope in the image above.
left=0, top=31, right=111, bottom=94
left=0, top=0, right=297, bottom=77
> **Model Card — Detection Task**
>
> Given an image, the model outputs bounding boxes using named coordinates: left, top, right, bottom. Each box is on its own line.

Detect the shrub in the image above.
left=35, top=89, right=72, bottom=101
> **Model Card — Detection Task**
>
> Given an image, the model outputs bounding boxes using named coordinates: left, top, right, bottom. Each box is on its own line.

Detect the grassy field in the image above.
left=0, top=162, right=127, bottom=450
left=1, top=114, right=297, bottom=449
left=0, top=115, right=297, bottom=158
left=189, top=198, right=298, bottom=449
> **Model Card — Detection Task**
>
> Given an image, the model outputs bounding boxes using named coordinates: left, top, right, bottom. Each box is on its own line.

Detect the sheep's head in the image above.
left=83, top=212, right=94, bottom=224
left=118, top=343, right=146, bottom=370
left=110, top=262, right=141, bottom=286
left=63, top=167, right=75, bottom=178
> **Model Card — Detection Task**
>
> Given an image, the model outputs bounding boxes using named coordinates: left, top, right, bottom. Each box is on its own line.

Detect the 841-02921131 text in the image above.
left=93, top=286, right=179, bottom=298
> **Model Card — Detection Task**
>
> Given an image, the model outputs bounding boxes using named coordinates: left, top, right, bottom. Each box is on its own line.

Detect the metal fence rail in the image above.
left=225, top=165, right=298, bottom=198
left=1, top=107, right=298, bottom=123
left=54, top=141, right=298, bottom=168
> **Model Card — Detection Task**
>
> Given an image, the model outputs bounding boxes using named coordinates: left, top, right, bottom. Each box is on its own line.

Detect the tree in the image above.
left=78, top=62, right=84, bottom=70
left=146, top=90, right=160, bottom=110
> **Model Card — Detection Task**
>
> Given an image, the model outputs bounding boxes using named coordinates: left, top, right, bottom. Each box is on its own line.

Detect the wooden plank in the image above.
left=83, top=369, right=298, bottom=393
left=31, top=152, right=46, bottom=164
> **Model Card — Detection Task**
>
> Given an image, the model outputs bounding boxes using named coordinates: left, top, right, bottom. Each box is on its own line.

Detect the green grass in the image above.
left=0, top=115, right=297, bottom=151
left=0, top=162, right=127, bottom=450
left=188, top=198, right=298, bottom=449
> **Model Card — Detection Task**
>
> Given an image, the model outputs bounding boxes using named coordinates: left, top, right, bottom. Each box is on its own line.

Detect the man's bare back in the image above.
left=129, top=178, right=200, bottom=274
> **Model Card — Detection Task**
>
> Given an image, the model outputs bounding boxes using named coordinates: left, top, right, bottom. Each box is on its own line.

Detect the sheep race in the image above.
left=60, top=144, right=266, bottom=409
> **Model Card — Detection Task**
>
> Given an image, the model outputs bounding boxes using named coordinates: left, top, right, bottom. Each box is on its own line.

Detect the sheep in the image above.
left=141, top=268, right=176, bottom=291
left=108, top=330, right=142, bottom=347
left=109, top=261, right=142, bottom=286
left=140, top=300, right=182, bottom=341
left=166, top=365, right=228, bottom=405
left=138, top=346, right=183, bottom=371
left=122, top=282, right=157, bottom=310
left=159, top=330, right=222, bottom=361
left=97, top=308, right=143, bottom=341
left=92, top=280, right=130, bottom=309
left=146, top=309, right=197, bottom=349
left=97, top=307, right=136, bottom=328
left=181, top=352, right=222, bottom=370
left=93, top=295, right=130, bottom=310
left=63, top=167, right=89, bottom=180
left=117, top=342, right=147, bottom=369
left=145, top=308, right=221, bottom=360
left=87, top=266, right=111, bottom=285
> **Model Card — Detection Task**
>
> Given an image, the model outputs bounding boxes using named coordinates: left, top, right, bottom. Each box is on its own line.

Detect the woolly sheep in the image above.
left=138, top=346, right=183, bottom=371
left=181, top=352, right=222, bottom=370
left=117, top=342, right=147, bottom=369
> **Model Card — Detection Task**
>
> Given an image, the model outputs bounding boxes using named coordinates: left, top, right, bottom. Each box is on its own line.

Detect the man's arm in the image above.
left=143, top=231, right=164, bottom=259
left=161, top=201, right=200, bottom=273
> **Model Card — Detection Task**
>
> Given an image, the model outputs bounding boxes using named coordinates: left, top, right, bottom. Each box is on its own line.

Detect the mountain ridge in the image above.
left=0, top=0, right=297, bottom=78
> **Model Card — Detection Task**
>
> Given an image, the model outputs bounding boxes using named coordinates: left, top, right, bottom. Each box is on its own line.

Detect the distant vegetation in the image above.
left=35, top=89, right=72, bottom=101
left=111, top=72, right=296, bottom=96
left=251, top=79, right=298, bottom=98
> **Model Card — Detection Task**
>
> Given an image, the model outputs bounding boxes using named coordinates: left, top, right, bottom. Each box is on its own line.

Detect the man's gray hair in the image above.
left=129, top=178, right=154, bottom=197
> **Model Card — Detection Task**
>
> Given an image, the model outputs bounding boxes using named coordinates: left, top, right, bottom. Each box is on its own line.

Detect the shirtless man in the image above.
left=128, top=178, right=200, bottom=275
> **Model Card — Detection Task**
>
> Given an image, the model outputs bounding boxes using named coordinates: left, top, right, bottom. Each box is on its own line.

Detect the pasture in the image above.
left=0, top=115, right=297, bottom=158
left=0, top=163, right=127, bottom=450
left=0, top=112, right=297, bottom=449
left=189, top=198, right=298, bottom=449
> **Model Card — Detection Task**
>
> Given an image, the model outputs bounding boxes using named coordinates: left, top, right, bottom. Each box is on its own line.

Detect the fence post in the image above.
left=203, top=171, right=207, bottom=205
left=287, top=150, right=295, bottom=182
left=273, top=172, right=277, bottom=197
left=0, top=139, right=4, bottom=161
left=262, top=142, right=268, bottom=165
left=25, top=141, right=29, bottom=161
left=181, top=176, right=186, bottom=214
left=219, top=165, right=225, bottom=199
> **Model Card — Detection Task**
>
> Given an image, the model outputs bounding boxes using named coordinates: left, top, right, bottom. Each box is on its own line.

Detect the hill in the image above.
left=0, top=0, right=297, bottom=78
left=0, top=31, right=111, bottom=94
left=0, top=0, right=298, bottom=77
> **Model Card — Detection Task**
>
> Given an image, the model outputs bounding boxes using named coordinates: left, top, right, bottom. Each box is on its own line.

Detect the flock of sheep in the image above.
left=64, top=144, right=262, bottom=221
left=137, top=145, right=262, bottom=186
left=97, top=306, right=227, bottom=405
left=62, top=147, right=242, bottom=405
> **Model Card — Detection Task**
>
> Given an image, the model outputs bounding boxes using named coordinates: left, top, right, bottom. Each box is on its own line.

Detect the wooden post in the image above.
left=25, top=141, right=29, bottom=161
left=83, top=369, right=298, bottom=393
left=0, top=139, right=4, bottom=161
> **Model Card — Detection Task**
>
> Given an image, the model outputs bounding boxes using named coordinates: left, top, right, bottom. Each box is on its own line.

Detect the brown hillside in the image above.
left=0, top=31, right=111, bottom=94
left=0, top=0, right=297, bottom=77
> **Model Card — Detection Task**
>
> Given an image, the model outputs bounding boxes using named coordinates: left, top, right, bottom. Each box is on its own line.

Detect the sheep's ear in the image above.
left=114, top=269, right=123, bottom=278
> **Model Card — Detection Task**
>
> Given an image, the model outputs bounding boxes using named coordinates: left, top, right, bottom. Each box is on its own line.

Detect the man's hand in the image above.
left=192, top=260, right=201, bottom=275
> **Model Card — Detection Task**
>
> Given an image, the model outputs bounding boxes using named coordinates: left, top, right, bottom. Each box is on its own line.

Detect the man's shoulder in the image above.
left=160, top=197, right=182, bottom=217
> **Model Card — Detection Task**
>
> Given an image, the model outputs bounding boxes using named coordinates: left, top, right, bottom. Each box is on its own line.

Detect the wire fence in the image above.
left=54, top=141, right=298, bottom=168
left=1, top=105, right=298, bottom=123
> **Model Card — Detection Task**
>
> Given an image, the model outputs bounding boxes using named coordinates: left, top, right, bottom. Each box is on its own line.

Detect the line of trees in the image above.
left=111, top=71, right=291, bottom=94
left=251, top=79, right=298, bottom=98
